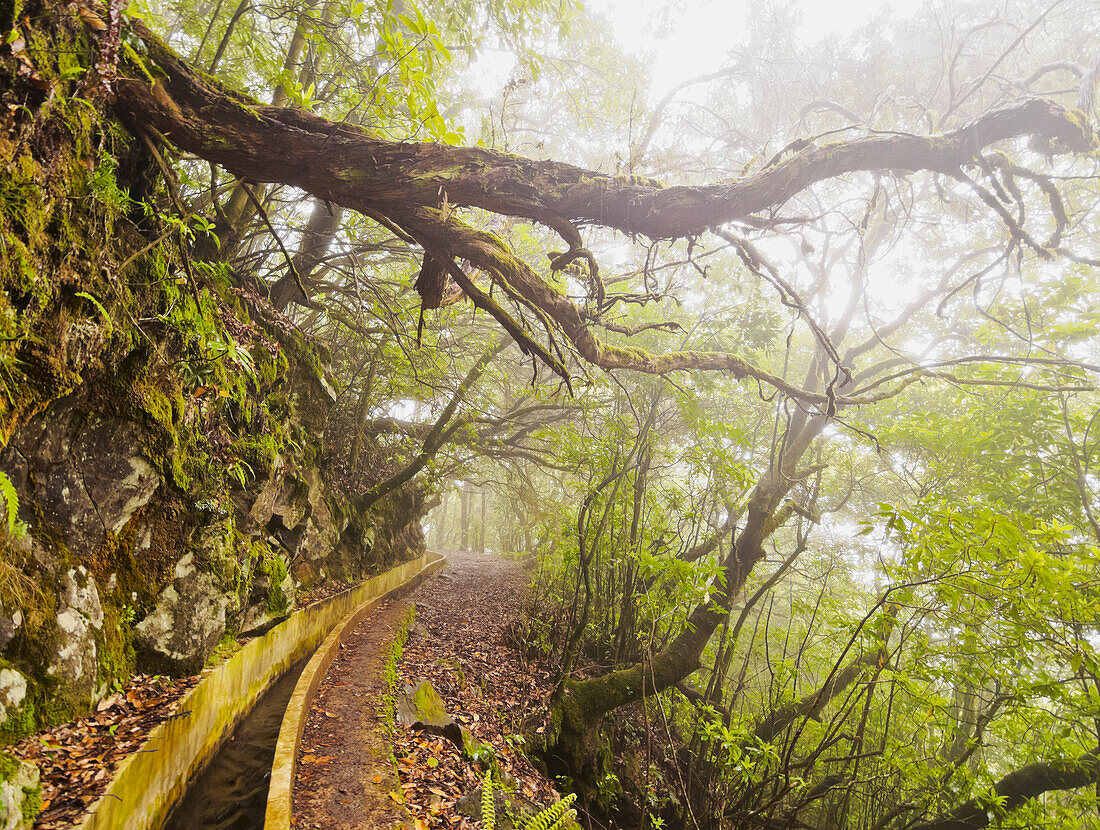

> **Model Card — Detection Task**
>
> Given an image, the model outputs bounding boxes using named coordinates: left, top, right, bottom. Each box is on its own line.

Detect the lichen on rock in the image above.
left=0, top=671, right=27, bottom=734
left=134, top=554, right=230, bottom=675
left=47, top=567, right=103, bottom=706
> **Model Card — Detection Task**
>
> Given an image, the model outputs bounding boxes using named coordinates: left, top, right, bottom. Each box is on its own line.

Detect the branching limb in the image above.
left=909, top=746, right=1100, bottom=830
left=237, top=180, right=323, bottom=310
left=358, top=338, right=509, bottom=509
left=578, top=308, right=683, bottom=337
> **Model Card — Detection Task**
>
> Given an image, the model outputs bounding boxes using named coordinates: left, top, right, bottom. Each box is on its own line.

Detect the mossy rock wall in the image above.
left=0, top=1, right=427, bottom=738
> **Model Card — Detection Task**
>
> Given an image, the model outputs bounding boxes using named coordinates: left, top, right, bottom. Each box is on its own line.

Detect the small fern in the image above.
left=75, top=291, right=114, bottom=335
left=481, top=771, right=496, bottom=828
left=523, top=793, right=577, bottom=830
left=480, top=774, right=577, bottom=830
left=0, top=472, right=26, bottom=540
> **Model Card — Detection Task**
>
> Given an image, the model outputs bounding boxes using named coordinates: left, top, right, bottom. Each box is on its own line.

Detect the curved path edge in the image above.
left=77, top=551, right=445, bottom=830
left=264, top=550, right=446, bottom=829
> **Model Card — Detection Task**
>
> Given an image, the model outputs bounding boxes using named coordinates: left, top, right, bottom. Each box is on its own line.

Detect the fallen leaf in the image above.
left=77, top=8, right=108, bottom=30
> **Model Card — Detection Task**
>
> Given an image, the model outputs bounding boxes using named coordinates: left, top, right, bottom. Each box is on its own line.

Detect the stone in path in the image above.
left=396, top=678, right=465, bottom=749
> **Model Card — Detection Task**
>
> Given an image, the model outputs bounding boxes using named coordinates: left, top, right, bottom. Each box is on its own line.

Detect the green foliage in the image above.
left=74, top=291, right=113, bottom=335
left=85, top=151, right=130, bottom=211
left=382, top=607, right=414, bottom=769
left=227, top=459, right=254, bottom=488
left=481, top=771, right=496, bottom=828
left=0, top=472, right=25, bottom=540
left=479, top=772, right=577, bottom=830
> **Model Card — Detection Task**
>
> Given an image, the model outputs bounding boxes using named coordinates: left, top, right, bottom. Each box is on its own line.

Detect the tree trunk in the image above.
left=270, top=197, right=345, bottom=309
left=116, top=38, right=1090, bottom=242
left=460, top=484, right=470, bottom=552
left=479, top=489, right=486, bottom=554
left=210, top=0, right=326, bottom=258
left=541, top=411, right=828, bottom=789
left=612, top=391, right=656, bottom=665
left=433, top=494, right=448, bottom=549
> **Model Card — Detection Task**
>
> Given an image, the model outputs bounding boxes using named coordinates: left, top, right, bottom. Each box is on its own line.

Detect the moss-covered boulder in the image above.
left=0, top=752, right=38, bottom=829
left=239, top=545, right=294, bottom=634
left=396, top=678, right=465, bottom=749
left=134, top=554, right=229, bottom=674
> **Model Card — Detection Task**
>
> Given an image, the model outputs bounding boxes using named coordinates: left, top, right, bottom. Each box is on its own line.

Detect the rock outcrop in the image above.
left=0, top=1, right=429, bottom=738
left=134, top=555, right=230, bottom=675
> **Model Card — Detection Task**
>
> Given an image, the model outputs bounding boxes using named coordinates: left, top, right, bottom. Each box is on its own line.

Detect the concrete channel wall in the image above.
left=78, top=551, right=446, bottom=830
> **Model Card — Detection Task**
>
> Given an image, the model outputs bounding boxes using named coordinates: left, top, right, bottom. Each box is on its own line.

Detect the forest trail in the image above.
left=293, top=550, right=562, bottom=829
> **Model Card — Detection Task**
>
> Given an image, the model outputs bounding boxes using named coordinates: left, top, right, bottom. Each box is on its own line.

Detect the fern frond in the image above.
left=0, top=472, right=21, bottom=537
left=481, top=771, right=496, bottom=829
left=75, top=291, right=114, bottom=335
left=523, top=793, right=577, bottom=830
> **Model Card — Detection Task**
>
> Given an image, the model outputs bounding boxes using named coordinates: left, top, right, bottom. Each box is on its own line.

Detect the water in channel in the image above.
left=162, top=655, right=310, bottom=829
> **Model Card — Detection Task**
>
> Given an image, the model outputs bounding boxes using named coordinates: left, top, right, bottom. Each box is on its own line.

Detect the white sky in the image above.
left=578, top=0, right=947, bottom=326
left=460, top=0, right=982, bottom=333
left=587, top=0, right=923, bottom=99
left=467, top=0, right=924, bottom=104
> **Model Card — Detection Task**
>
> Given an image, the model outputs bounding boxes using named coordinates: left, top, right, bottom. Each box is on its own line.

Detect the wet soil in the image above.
left=292, top=598, right=414, bottom=829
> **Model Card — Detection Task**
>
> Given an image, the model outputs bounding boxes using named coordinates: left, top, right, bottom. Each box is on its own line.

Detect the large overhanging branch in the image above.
left=107, top=18, right=1096, bottom=404
left=114, top=25, right=1094, bottom=239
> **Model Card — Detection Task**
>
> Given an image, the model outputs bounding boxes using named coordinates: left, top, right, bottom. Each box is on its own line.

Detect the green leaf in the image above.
left=0, top=472, right=24, bottom=539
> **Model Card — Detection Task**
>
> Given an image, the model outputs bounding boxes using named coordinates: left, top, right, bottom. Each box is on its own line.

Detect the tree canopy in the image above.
left=8, top=0, right=1100, bottom=826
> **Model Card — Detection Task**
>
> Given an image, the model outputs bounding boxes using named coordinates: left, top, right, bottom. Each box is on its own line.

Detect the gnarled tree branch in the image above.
left=107, top=19, right=1096, bottom=403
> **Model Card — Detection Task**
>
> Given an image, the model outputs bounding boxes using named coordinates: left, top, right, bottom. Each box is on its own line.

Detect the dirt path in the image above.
left=292, top=598, right=414, bottom=829
left=293, top=550, right=561, bottom=829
